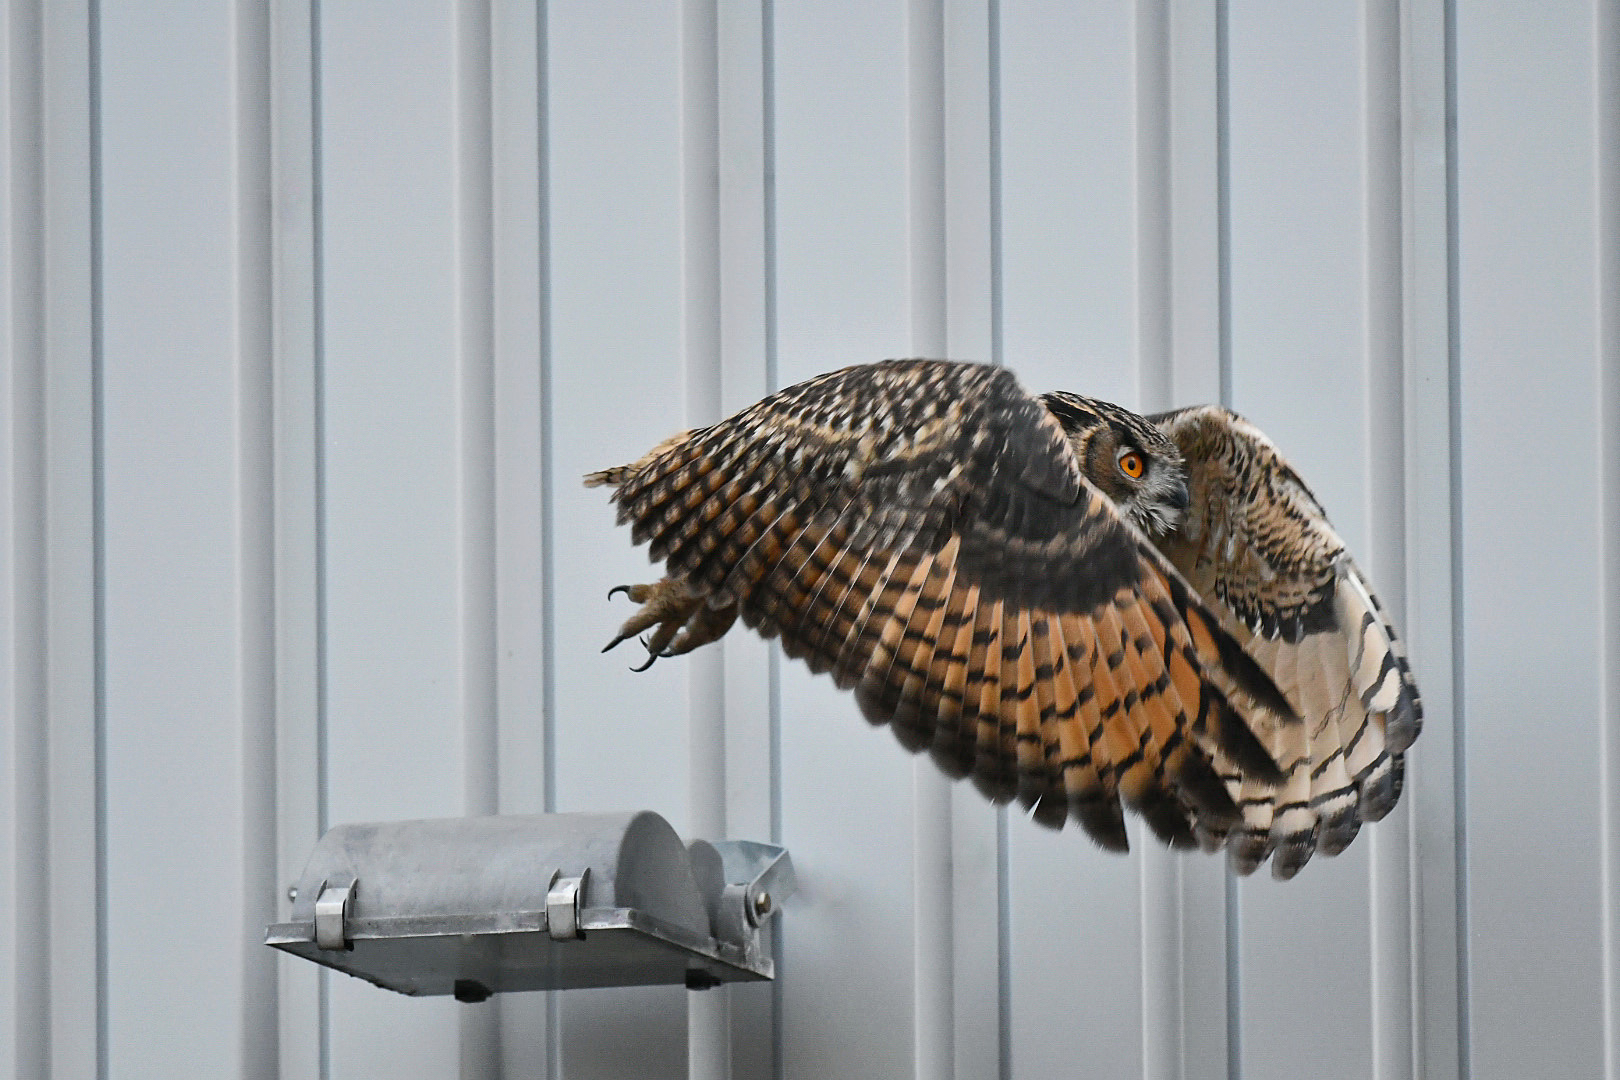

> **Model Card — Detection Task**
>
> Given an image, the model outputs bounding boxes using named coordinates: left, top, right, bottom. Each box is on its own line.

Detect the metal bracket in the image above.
left=545, top=868, right=589, bottom=941
left=707, top=841, right=795, bottom=950
left=314, top=878, right=357, bottom=951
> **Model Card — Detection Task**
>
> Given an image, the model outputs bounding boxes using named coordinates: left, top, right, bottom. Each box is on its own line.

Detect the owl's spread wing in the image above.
left=589, top=359, right=1297, bottom=853
left=1150, top=405, right=1422, bottom=879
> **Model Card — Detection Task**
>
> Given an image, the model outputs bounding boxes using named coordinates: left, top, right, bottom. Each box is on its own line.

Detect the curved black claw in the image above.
left=607, top=584, right=631, bottom=601
left=629, top=638, right=660, bottom=673
left=601, top=630, right=633, bottom=653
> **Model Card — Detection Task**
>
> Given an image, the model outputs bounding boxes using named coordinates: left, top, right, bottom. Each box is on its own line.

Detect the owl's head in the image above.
left=1039, top=391, right=1191, bottom=536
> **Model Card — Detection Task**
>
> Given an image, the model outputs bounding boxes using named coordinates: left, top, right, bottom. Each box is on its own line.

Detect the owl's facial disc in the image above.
left=1123, top=453, right=1191, bottom=536
left=1048, top=392, right=1190, bottom=535
left=1106, top=435, right=1189, bottom=536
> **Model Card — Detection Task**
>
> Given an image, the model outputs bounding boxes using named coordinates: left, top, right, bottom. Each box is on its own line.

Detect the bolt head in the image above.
left=752, top=890, right=772, bottom=918
left=287, top=885, right=298, bottom=903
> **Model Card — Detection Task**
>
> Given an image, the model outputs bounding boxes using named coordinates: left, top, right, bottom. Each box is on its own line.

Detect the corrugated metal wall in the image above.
left=1, top=1, right=1615, bottom=1078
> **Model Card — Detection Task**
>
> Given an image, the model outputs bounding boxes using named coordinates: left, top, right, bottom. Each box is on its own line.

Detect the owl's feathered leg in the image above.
left=603, top=576, right=737, bottom=670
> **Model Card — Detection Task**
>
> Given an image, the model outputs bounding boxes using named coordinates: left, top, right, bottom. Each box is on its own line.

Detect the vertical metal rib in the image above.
left=760, top=10, right=783, bottom=1075
left=907, top=2, right=952, bottom=1078
left=1213, top=6, right=1240, bottom=1078
left=1395, top=0, right=1461, bottom=1074
left=267, top=0, right=326, bottom=1072
left=535, top=0, right=560, bottom=1073
left=88, top=3, right=108, bottom=1074
left=8, top=1, right=51, bottom=1074
left=45, top=0, right=103, bottom=1073
left=1214, top=0, right=1232, bottom=410
left=309, top=0, right=332, bottom=1072
left=683, top=0, right=724, bottom=848
left=234, top=0, right=278, bottom=1076
left=1363, top=1, right=1413, bottom=1078
left=1442, top=0, right=1471, bottom=1070
left=456, top=0, right=498, bottom=826
left=684, top=0, right=728, bottom=1073
left=1135, top=0, right=1171, bottom=410
left=455, top=0, right=500, bottom=1073
left=1134, top=2, right=1179, bottom=1079
left=987, top=5, right=1010, bottom=1078
left=1597, top=1, right=1620, bottom=1074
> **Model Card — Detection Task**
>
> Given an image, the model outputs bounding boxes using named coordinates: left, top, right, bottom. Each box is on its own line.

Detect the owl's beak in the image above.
left=1166, top=480, right=1191, bottom=513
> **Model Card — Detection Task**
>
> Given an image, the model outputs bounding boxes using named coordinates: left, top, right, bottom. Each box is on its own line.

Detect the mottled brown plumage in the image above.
left=586, top=359, right=1420, bottom=878
left=1148, top=405, right=1421, bottom=876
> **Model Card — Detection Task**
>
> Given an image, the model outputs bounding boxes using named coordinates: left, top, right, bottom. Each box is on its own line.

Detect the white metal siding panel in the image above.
left=1225, top=6, right=1378, bottom=1080
left=772, top=3, right=923, bottom=1077
left=97, top=1, right=277, bottom=1075
left=713, top=1, right=778, bottom=1075
left=6, top=0, right=104, bottom=1077
left=547, top=0, right=691, bottom=1075
left=940, top=3, right=1000, bottom=1078
left=1456, top=2, right=1608, bottom=1076
left=1602, top=2, right=1620, bottom=1077
left=266, top=0, right=324, bottom=1074
left=6, top=1, right=1617, bottom=1078
left=320, top=2, right=465, bottom=1075
left=0, top=3, right=17, bottom=1065
left=997, top=3, right=1144, bottom=1076
left=490, top=0, right=551, bottom=1074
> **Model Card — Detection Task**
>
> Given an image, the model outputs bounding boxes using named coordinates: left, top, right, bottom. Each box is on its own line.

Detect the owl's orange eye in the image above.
left=1118, top=451, right=1145, bottom=479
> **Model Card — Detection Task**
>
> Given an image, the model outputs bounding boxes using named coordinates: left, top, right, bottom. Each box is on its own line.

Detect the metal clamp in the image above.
left=707, top=841, right=795, bottom=949
left=546, top=868, right=590, bottom=941
left=314, top=878, right=356, bottom=951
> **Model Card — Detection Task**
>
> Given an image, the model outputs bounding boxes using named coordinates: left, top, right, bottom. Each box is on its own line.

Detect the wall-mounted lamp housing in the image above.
left=265, top=811, right=794, bottom=1001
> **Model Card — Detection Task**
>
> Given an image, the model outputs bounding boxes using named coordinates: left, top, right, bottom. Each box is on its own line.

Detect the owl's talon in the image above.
left=608, top=584, right=631, bottom=601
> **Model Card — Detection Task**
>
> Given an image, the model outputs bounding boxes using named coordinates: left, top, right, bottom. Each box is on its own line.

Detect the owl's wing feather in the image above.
left=1150, top=405, right=1422, bottom=878
left=589, top=359, right=1296, bottom=853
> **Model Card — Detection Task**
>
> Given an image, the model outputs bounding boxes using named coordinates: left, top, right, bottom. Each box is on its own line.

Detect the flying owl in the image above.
left=585, top=359, right=1420, bottom=879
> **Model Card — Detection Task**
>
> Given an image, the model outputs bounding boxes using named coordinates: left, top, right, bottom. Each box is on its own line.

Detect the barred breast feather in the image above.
left=1149, top=405, right=1422, bottom=879
left=587, top=360, right=1303, bottom=855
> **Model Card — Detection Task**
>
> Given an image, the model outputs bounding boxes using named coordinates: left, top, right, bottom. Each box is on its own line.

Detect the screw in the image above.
left=287, top=885, right=298, bottom=903
left=752, top=891, right=772, bottom=919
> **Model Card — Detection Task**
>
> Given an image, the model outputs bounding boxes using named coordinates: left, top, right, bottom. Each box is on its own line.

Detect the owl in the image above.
left=585, top=359, right=1420, bottom=879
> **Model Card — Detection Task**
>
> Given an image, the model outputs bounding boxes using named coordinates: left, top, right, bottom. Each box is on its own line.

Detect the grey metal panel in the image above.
left=1226, top=6, right=1378, bottom=1079
left=1455, top=2, right=1607, bottom=1075
left=1362, top=2, right=1418, bottom=1078
left=236, top=2, right=282, bottom=1077
left=22, top=1, right=106, bottom=1076
left=1601, top=3, right=1620, bottom=1077
left=96, top=2, right=261, bottom=1075
left=267, top=0, right=326, bottom=1073
left=546, top=0, right=692, bottom=1075
left=1137, top=7, right=1201, bottom=1080
left=1164, top=7, right=1232, bottom=1080
left=318, top=0, right=465, bottom=1073
left=1396, top=1, right=1464, bottom=1076
left=490, top=0, right=552, bottom=1073
left=772, top=1, right=921, bottom=1075
left=997, top=2, right=1145, bottom=1076
left=451, top=0, right=502, bottom=1071
left=5, top=3, right=49, bottom=1077
left=2, top=3, right=38, bottom=1074
left=683, top=0, right=730, bottom=1075
left=0, top=0, right=18, bottom=1066
left=715, top=0, right=779, bottom=1074
left=14, top=3, right=1620, bottom=1078
left=905, top=3, right=957, bottom=1078
left=942, top=2, right=1003, bottom=1077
